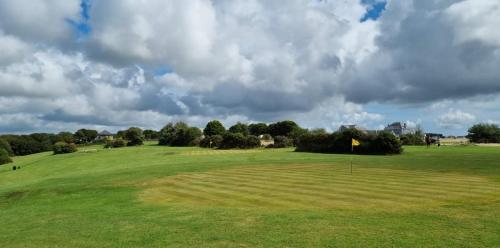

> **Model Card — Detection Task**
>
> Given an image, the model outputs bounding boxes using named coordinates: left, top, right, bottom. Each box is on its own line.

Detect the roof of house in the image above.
left=386, top=122, right=403, bottom=129
left=99, top=130, right=113, bottom=136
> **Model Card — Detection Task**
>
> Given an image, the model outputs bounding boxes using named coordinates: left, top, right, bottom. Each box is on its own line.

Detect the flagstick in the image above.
left=350, top=143, right=353, bottom=175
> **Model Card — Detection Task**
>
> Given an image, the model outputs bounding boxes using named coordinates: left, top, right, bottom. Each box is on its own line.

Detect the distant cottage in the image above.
left=384, top=122, right=414, bottom=137
left=96, top=130, right=114, bottom=141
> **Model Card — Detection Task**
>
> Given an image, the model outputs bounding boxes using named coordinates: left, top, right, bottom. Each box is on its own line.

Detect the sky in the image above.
left=0, top=0, right=499, bottom=135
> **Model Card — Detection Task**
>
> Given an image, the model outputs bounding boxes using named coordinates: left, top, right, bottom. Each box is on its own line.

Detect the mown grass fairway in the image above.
left=1, top=145, right=499, bottom=247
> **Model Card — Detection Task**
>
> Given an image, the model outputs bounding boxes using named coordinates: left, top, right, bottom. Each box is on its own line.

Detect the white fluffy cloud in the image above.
left=437, top=109, right=476, bottom=129
left=0, top=0, right=499, bottom=134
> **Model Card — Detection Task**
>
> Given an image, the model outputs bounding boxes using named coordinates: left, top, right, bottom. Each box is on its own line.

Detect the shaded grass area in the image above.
left=0, top=145, right=499, bottom=247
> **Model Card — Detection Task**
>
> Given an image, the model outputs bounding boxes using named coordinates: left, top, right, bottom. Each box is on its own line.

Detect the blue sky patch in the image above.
left=360, top=0, right=386, bottom=22
left=67, top=0, right=92, bottom=39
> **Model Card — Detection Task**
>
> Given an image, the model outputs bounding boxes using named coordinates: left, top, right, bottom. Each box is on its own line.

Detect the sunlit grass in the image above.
left=0, top=145, right=499, bottom=247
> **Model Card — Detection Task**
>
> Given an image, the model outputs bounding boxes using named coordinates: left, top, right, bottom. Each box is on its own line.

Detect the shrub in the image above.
left=203, top=120, right=226, bottom=136
left=295, top=132, right=334, bottom=153
left=219, top=133, right=261, bottom=149
left=0, top=138, right=13, bottom=156
left=4, top=135, right=49, bottom=156
left=104, top=139, right=127, bottom=148
left=246, top=135, right=261, bottom=148
left=0, top=148, right=12, bottom=165
left=267, top=136, right=293, bottom=148
left=467, top=124, right=500, bottom=143
left=400, top=132, right=425, bottom=145
left=56, top=132, right=75, bottom=144
left=200, top=135, right=224, bottom=148
left=53, top=142, right=77, bottom=155
left=159, top=122, right=202, bottom=146
left=219, top=132, right=247, bottom=149
left=295, top=129, right=402, bottom=155
left=124, top=127, right=144, bottom=146
left=368, top=132, right=403, bottom=155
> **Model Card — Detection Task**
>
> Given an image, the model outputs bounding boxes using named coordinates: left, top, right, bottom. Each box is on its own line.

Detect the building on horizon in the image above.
left=383, top=122, right=416, bottom=137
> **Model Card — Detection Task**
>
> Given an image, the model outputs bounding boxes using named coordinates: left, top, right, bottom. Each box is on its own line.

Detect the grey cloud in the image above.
left=1, top=0, right=500, bottom=134
left=343, top=0, right=500, bottom=104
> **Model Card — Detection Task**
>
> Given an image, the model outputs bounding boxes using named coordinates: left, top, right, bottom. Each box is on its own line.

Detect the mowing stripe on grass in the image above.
left=140, top=165, right=499, bottom=210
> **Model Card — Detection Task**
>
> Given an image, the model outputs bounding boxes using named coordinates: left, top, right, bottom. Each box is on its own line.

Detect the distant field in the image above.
left=440, top=138, right=470, bottom=145
left=1, top=144, right=499, bottom=247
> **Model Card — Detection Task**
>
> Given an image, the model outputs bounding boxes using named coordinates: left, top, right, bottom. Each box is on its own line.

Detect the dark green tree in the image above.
left=203, top=120, right=226, bottom=136
left=56, top=132, right=75, bottom=144
left=158, top=123, right=176, bottom=145
left=268, top=120, right=300, bottom=137
left=74, top=129, right=98, bottom=144
left=229, top=122, right=249, bottom=136
left=124, top=127, right=144, bottom=146
left=0, top=138, right=13, bottom=156
left=143, top=129, right=159, bottom=140
left=249, top=123, right=268, bottom=136
left=53, top=142, right=78, bottom=155
left=467, top=124, right=500, bottom=143
left=158, top=122, right=202, bottom=146
left=400, top=128, right=425, bottom=145
left=0, top=148, right=12, bottom=165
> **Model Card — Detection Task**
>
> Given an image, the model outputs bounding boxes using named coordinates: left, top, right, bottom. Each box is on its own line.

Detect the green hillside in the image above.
left=1, top=144, right=499, bottom=247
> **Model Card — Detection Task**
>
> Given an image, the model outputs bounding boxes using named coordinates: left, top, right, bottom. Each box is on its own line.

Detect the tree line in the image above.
left=2, top=122, right=499, bottom=166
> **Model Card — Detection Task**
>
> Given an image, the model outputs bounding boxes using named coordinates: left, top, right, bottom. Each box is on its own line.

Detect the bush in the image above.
left=124, top=127, right=144, bottom=146
left=159, top=122, right=202, bottom=146
left=200, top=135, right=224, bottom=148
left=467, top=124, right=500, bottom=143
left=367, top=132, right=403, bottom=155
left=53, top=142, right=77, bottom=155
left=400, top=132, right=425, bottom=145
left=219, top=133, right=260, bottom=149
left=0, top=148, right=12, bottom=165
left=246, top=135, right=261, bottom=148
left=56, top=132, right=75, bottom=144
left=0, top=138, right=13, bottom=156
left=4, top=135, right=49, bottom=156
left=104, top=139, right=127, bottom=148
left=219, top=132, right=247, bottom=149
left=267, top=136, right=293, bottom=148
left=296, top=129, right=402, bottom=155
left=295, top=132, right=334, bottom=153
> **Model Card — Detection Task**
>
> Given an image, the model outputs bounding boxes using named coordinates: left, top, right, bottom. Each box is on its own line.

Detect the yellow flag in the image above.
left=352, top=138, right=360, bottom=146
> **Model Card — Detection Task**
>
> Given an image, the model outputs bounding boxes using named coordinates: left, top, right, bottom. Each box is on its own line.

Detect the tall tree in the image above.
left=124, top=127, right=144, bottom=146
left=467, top=124, right=500, bottom=143
left=268, top=120, right=300, bottom=137
left=229, top=122, right=249, bottom=136
left=203, top=120, right=226, bottom=136
left=74, top=129, right=98, bottom=144
left=249, top=123, right=268, bottom=136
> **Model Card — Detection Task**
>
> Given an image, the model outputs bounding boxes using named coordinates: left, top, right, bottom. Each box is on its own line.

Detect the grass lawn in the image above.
left=0, top=144, right=499, bottom=247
